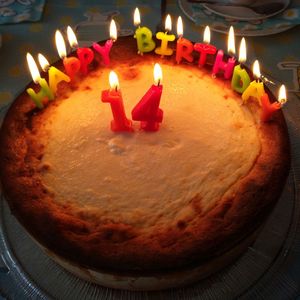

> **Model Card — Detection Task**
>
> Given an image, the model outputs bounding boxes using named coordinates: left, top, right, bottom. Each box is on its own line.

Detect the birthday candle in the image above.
left=133, top=7, right=156, bottom=55
left=155, top=14, right=175, bottom=57
left=231, top=38, right=251, bottom=94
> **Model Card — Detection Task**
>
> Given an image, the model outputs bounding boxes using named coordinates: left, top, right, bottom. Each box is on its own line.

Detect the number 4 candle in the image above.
left=132, top=63, right=163, bottom=131
left=101, top=71, right=133, bottom=132
left=26, top=53, right=54, bottom=109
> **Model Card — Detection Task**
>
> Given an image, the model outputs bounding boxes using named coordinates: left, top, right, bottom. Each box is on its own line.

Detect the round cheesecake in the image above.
left=0, top=37, right=290, bottom=289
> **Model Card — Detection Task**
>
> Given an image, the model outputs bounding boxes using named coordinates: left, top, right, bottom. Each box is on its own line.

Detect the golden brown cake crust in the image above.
left=0, top=37, right=290, bottom=275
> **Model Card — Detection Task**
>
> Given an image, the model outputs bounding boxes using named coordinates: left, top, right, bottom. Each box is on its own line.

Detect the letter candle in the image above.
left=93, top=19, right=117, bottom=66
left=194, top=26, right=216, bottom=67
left=231, top=38, right=251, bottom=94
left=175, top=16, right=194, bottom=64
left=242, top=60, right=265, bottom=105
left=261, top=84, right=287, bottom=122
left=101, top=71, right=133, bottom=132
left=212, top=26, right=236, bottom=79
left=55, top=30, right=81, bottom=81
left=38, top=53, right=70, bottom=95
left=133, top=7, right=156, bottom=55
left=132, top=63, right=163, bottom=131
left=67, top=26, right=94, bottom=75
left=26, top=53, right=54, bottom=109
left=155, top=14, right=175, bottom=57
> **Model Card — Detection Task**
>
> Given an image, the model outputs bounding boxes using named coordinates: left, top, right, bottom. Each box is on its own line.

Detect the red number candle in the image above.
left=194, top=26, right=216, bottom=67
left=212, top=26, right=236, bottom=79
left=55, top=30, right=81, bottom=81
left=175, top=16, right=194, bottom=64
left=67, top=26, right=94, bottom=75
left=101, top=71, right=133, bottom=132
left=261, top=85, right=287, bottom=122
left=93, top=19, right=117, bottom=66
left=132, top=63, right=163, bottom=131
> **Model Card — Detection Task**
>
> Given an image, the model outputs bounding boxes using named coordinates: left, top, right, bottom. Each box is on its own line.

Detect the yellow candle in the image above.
left=38, top=53, right=70, bottom=94
left=133, top=8, right=156, bottom=55
left=155, top=14, right=175, bottom=57
left=26, top=53, right=54, bottom=109
left=242, top=60, right=265, bottom=105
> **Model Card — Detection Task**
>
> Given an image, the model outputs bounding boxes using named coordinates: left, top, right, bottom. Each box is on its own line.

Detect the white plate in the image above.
left=203, top=0, right=290, bottom=21
left=178, top=0, right=294, bottom=36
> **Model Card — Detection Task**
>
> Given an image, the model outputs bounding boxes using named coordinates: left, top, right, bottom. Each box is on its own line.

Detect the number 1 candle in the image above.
left=194, top=26, right=216, bottom=67
left=132, top=63, right=163, bottom=131
left=155, top=15, right=175, bottom=57
left=242, top=60, right=265, bottom=105
left=67, top=26, right=94, bottom=75
left=93, top=19, right=117, bottom=66
left=26, top=53, right=54, bottom=109
left=101, top=71, right=133, bottom=132
left=212, top=26, right=236, bottom=79
left=176, top=16, right=194, bottom=64
left=231, top=38, right=251, bottom=94
left=133, top=7, right=156, bottom=55
left=55, top=30, right=81, bottom=81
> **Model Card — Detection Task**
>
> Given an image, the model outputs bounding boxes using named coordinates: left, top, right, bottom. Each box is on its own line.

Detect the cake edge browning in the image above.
left=0, top=37, right=290, bottom=275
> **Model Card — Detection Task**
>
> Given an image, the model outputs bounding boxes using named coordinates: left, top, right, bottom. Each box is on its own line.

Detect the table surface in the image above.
left=0, top=0, right=300, bottom=299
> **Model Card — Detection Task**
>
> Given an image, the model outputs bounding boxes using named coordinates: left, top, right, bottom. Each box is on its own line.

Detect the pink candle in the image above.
left=93, top=19, right=117, bottom=66
left=101, top=71, right=133, bottom=132
left=212, top=26, right=236, bottom=79
left=67, top=26, right=94, bottom=75
left=175, top=16, right=194, bottom=64
left=194, top=26, right=216, bottom=67
left=131, top=63, right=163, bottom=131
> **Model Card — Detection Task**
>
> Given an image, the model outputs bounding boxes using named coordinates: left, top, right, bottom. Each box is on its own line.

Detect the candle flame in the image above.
left=239, top=37, right=246, bottom=64
left=38, top=53, right=50, bottom=72
left=278, top=84, right=287, bottom=105
left=55, top=30, right=67, bottom=59
left=109, top=71, right=119, bottom=90
left=134, top=7, right=140, bottom=26
left=110, top=19, right=117, bottom=41
left=253, top=60, right=261, bottom=79
left=177, top=16, right=183, bottom=37
left=67, top=26, right=78, bottom=48
left=228, top=26, right=235, bottom=55
left=26, top=53, right=41, bottom=84
left=154, top=63, right=162, bottom=86
left=165, top=14, right=172, bottom=32
left=203, top=26, right=210, bottom=44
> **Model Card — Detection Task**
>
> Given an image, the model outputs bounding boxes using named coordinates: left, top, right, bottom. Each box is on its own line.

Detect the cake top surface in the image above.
left=41, top=62, right=260, bottom=229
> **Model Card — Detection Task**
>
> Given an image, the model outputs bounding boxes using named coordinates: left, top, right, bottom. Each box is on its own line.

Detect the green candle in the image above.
left=133, top=8, right=156, bottom=55
left=231, top=38, right=251, bottom=94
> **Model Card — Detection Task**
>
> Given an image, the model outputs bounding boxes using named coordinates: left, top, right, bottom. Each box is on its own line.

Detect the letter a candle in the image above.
left=132, top=63, right=163, bottom=131
left=101, top=71, right=133, bottom=132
